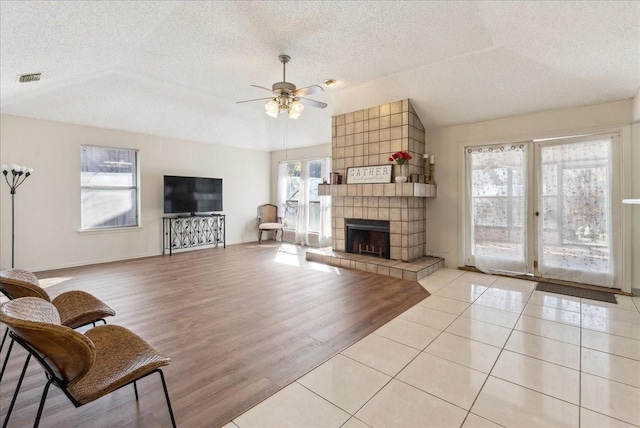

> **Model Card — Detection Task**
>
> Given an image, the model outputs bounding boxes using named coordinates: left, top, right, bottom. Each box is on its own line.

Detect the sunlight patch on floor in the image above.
left=38, top=276, right=74, bottom=289
left=274, top=244, right=302, bottom=266
left=309, top=262, right=340, bottom=274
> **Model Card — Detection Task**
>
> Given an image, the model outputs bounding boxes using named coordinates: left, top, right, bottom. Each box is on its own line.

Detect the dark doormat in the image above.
left=536, top=282, right=617, bottom=304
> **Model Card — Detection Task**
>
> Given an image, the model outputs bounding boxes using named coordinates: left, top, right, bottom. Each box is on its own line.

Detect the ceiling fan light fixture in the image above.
left=240, top=54, right=326, bottom=119
left=265, top=99, right=280, bottom=118
left=289, top=100, right=304, bottom=119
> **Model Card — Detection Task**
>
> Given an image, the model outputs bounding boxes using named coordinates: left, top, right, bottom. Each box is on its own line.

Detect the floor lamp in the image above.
left=2, top=164, right=33, bottom=268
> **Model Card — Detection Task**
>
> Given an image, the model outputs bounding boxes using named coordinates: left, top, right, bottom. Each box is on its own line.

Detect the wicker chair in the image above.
left=0, top=297, right=176, bottom=428
left=0, top=268, right=116, bottom=382
left=258, top=203, right=283, bottom=243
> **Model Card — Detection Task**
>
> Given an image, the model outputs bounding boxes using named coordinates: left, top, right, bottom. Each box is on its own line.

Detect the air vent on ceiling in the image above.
left=17, top=73, right=42, bottom=83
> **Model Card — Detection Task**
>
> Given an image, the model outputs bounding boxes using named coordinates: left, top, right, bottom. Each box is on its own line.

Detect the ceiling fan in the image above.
left=237, top=54, right=327, bottom=119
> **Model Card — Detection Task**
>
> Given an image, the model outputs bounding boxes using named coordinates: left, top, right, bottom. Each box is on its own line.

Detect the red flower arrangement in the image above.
left=388, top=151, right=412, bottom=165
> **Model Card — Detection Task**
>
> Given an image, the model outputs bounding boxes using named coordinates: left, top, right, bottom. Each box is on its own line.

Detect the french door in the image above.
left=466, top=133, right=619, bottom=288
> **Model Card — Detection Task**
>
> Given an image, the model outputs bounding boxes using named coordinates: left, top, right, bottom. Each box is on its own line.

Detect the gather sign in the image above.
left=346, top=165, right=392, bottom=184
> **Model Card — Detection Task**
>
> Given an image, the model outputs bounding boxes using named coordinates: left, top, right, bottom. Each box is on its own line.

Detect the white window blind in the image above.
left=81, top=145, right=139, bottom=230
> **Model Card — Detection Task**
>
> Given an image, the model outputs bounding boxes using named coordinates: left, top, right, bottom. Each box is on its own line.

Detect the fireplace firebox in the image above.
left=345, top=219, right=390, bottom=259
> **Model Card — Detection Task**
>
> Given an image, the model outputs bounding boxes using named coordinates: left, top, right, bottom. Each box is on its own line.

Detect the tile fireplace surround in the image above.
left=318, top=99, right=439, bottom=267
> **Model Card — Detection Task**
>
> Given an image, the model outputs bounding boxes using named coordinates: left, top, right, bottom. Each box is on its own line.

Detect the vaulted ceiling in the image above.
left=1, top=1, right=638, bottom=151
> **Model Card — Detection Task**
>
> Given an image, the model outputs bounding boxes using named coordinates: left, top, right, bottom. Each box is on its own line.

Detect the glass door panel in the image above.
left=536, top=136, right=614, bottom=287
left=467, top=144, right=529, bottom=274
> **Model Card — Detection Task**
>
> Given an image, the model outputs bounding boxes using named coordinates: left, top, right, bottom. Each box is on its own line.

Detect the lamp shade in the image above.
left=265, top=99, right=280, bottom=118
left=289, top=100, right=304, bottom=119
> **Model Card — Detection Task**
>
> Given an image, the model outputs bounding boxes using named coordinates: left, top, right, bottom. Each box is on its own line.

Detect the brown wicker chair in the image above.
left=0, top=297, right=176, bottom=427
left=258, top=203, right=283, bottom=243
left=0, top=268, right=116, bottom=382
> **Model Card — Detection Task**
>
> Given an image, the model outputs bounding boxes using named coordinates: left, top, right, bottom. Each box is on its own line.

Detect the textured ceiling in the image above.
left=1, top=1, right=638, bottom=151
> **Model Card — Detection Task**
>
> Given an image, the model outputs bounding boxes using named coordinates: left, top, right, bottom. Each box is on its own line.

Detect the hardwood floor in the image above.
left=0, top=242, right=429, bottom=428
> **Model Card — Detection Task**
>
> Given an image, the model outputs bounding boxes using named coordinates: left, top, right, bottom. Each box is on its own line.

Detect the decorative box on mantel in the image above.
left=318, top=183, right=436, bottom=198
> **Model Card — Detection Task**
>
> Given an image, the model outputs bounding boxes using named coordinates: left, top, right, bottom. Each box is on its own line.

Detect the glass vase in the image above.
left=394, top=163, right=407, bottom=183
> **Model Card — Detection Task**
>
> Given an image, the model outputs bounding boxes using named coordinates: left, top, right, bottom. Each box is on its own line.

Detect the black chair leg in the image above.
left=157, top=370, right=177, bottom=428
left=0, top=336, right=15, bottom=383
left=0, top=327, right=8, bottom=353
left=2, top=353, right=31, bottom=428
left=33, top=376, right=54, bottom=428
left=133, top=380, right=139, bottom=401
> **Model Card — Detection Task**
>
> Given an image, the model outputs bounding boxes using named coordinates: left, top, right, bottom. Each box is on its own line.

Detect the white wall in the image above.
left=633, top=87, right=640, bottom=122
left=0, top=114, right=271, bottom=271
left=426, top=99, right=638, bottom=290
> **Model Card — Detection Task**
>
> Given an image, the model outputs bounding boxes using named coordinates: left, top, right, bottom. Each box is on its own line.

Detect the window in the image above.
left=277, top=158, right=331, bottom=246
left=281, top=160, right=323, bottom=232
left=81, top=145, right=139, bottom=230
left=282, top=161, right=301, bottom=230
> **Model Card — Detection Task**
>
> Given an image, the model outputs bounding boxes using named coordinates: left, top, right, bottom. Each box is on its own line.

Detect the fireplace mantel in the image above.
left=318, top=183, right=436, bottom=198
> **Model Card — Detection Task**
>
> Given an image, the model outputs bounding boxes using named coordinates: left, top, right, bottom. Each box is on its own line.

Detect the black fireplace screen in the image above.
left=345, top=219, right=390, bottom=259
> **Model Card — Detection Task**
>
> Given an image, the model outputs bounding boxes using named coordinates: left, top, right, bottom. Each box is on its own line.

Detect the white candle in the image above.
left=423, top=153, right=429, bottom=158
left=429, top=155, right=435, bottom=164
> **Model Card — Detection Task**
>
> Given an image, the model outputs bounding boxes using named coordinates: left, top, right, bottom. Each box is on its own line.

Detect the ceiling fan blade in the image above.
left=295, top=85, right=324, bottom=97
left=250, top=84, right=275, bottom=93
left=299, top=97, right=328, bottom=109
left=236, top=97, right=273, bottom=104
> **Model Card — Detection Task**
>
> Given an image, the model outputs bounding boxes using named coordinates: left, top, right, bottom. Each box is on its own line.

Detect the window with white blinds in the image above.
left=81, top=145, right=139, bottom=230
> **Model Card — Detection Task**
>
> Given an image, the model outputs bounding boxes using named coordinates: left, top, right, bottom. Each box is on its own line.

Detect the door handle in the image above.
left=535, top=211, right=540, bottom=216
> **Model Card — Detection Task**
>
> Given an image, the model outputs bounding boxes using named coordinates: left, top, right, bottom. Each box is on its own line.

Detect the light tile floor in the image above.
left=226, top=269, right=640, bottom=428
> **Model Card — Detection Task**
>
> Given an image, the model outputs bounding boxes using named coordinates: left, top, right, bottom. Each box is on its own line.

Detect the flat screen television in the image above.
left=164, top=175, right=223, bottom=215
